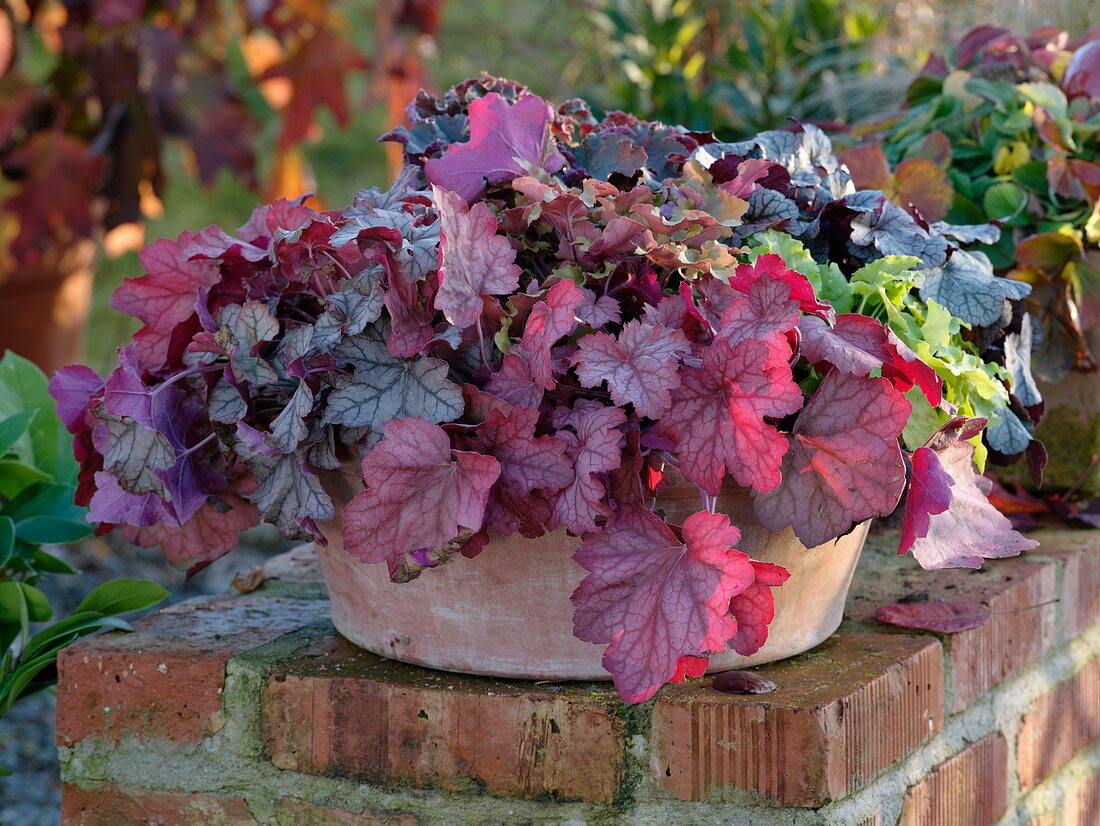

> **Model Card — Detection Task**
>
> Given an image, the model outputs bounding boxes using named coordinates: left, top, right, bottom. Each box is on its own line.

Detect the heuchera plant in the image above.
left=842, top=26, right=1100, bottom=383
left=52, top=77, right=1041, bottom=703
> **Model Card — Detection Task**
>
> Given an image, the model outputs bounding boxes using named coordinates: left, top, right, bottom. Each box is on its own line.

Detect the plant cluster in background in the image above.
left=53, top=78, right=1041, bottom=702
left=841, top=25, right=1100, bottom=382
left=584, top=0, right=908, bottom=136
left=0, top=353, right=164, bottom=739
left=0, top=0, right=433, bottom=278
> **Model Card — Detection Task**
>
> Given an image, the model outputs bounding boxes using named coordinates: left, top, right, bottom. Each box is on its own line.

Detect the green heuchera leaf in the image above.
left=837, top=256, right=1011, bottom=432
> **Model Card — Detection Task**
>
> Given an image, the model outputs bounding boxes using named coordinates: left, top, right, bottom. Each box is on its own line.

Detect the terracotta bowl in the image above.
left=316, top=467, right=868, bottom=681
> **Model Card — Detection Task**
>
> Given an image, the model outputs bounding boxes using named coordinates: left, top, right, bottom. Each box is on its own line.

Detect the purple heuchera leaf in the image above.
left=424, top=93, right=565, bottom=201
left=752, top=371, right=911, bottom=547
left=466, top=405, right=573, bottom=538
left=432, top=185, right=522, bottom=328
left=549, top=401, right=626, bottom=534
left=571, top=506, right=756, bottom=703
left=900, top=417, right=1038, bottom=568
left=49, top=366, right=104, bottom=430
left=874, top=602, right=992, bottom=633
left=484, top=354, right=544, bottom=410
left=103, top=345, right=154, bottom=427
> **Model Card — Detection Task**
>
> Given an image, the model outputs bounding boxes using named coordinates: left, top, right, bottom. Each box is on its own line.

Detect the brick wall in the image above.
left=56, top=529, right=1100, bottom=825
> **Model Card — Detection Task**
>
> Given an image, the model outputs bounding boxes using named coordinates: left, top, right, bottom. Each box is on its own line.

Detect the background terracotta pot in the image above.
left=0, top=240, right=95, bottom=377
left=1032, top=321, right=1100, bottom=496
left=1027, top=250, right=1100, bottom=496
left=316, top=466, right=868, bottom=681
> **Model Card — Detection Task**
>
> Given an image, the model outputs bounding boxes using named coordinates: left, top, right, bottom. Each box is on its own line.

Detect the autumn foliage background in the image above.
left=0, top=0, right=1088, bottom=376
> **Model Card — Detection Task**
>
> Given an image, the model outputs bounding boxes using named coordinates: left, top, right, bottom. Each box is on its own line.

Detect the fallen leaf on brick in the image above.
left=712, top=670, right=778, bottom=694
left=232, top=566, right=267, bottom=593
left=874, top=602, right=992, bottom=633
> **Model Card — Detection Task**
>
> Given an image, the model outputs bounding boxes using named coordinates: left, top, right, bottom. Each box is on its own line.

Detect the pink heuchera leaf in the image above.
left=572, top=320, right=689, bottom=418
left=727, top=560, right=790, bottom=656
left=433, top=185, right=522, bottom=328
left=124, top=495, right=260, bottom=574
left=727, top=253, right=835, bottom=321
left=668, top=655, right=709, bottom=683
left=571, top=506, right=756, bottom=703
left=883, top=330, right=943, bottom=407
left=717, top=274, right=801, bottom=354
left=342, top=417, right=501, bottom=568
left=549, top=401, right=626, bottom=534
left=576, top=288, right=622, bottom=327
left=658, top=338, right=803, bottom=496
left=753, top=372, right=911, bottom=547
left=874, top=602, right=992, bottom=633
left=466, top=405, right=573, bottom=537
left=900, top=417, right=1038, bottom=569
left=424, top=93, right=566, bottom=202
left=110, top=233, right=222, bottom=369
left=514, top=279, right=583, bottom=390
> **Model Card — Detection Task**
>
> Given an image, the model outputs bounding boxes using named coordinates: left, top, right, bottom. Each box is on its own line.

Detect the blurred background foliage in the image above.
left=71, top=0, right=1098, bottom=372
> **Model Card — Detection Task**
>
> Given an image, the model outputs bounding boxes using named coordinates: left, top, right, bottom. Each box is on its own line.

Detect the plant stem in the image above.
left=475, top=316, right=490, bottom=368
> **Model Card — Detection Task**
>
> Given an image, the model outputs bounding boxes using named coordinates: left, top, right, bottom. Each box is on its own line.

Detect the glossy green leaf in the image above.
left=0, top=581, right=52, bottom=623
left=0, top=352, right=75, bottom=483
left=0, top=517, right=13, bottom=568
left=0, top=461, right=51, bottom=500
left=30, top=549, right=77, bottom=575
left=15, top=516, right=92, bottom=545
left=73, top=579, right=169, bottom=618
left=0, top=411, right=35, bottom=458
left=982, top=182, right=1027, bottom=223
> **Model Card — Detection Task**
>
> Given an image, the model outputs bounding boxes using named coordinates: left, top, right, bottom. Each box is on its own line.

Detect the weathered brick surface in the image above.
left=1017, top=657, right=1100, bottom=791
left=897, top=732, right=1008, bottom=826
left=56, top=593, right=330, bottom=746
left=849, top=537, right=1059, bottom=712
left=262, top=635, right=626, bottom=804
left=63, top=783, right=257, bottom=826
left=650, top=633, right=944, bottom=806
left=1060, top=771, right=1100, bottom=826
left=272, top=798, right=418, bottom=826
left=1027, top=529, right=1100, bottom=639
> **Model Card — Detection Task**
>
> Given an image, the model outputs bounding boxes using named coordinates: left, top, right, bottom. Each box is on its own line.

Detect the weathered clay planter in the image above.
left=0, top=240, right=95, bottom=376
left=317, top=466, right=868, bottom=681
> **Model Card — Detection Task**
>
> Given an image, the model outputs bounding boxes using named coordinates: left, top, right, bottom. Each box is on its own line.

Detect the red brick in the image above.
left=849, top=536, right=1058, bottom=712
left=650, top=633, right=943, bottom=806
left=62, top=782, right=256, bottom=826
left=56, top=593, right=330, bottom=747
left=1017, top=657, right=1100, bottom=791
left=1027, top=529, right=1100, bottom=639
left=897, top=732, right=1008, bottom=826
left=273, top=798, right=417, bottom=826
left=261, top=635, right=626, bottom=804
